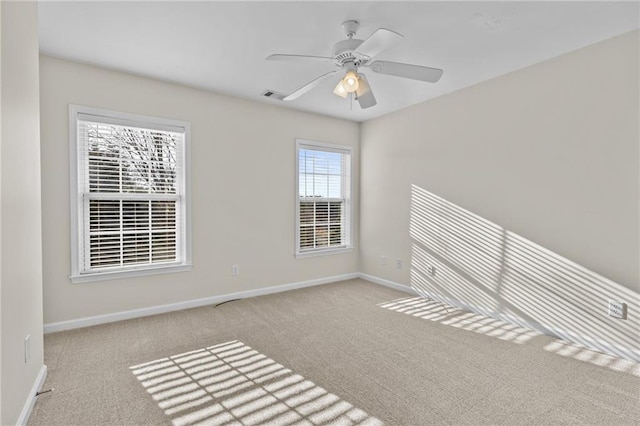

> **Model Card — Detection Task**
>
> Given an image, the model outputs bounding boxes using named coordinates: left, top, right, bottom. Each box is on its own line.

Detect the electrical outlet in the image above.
left=232, top=264, right=239, bottom=276
left=24, top=335, right=31, bottom=363
left=429, top=266, right=436, bottom=276
left=396, top=259, right=402, bottom=269
left=608, top=301, right=627, bottom=319
left=380, top=255, right=386, bottom=265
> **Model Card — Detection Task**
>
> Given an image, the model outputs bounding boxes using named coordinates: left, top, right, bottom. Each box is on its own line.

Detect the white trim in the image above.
left=295, top=247, right=352, bottom=259
left=68, top=104, right=192, bottom=281
left=69, top=105, right=80, bottom=278
left=70, top=263, right=192, bottom=284
left=358, top=273, right=417, bottom=295
left=294, top=139, right=353, bottom=257
left=360, top=273, right=640, bottom=363
left=73, top=105, right=189, bottom=132
left=183, top=122, right=193, bottom=270
left=16, top=365, right=47, bottom=426
left=76, top=112, right=186, bottom=133
left=297, top=139, right=352, bottom=155
left=44, top=273, right=358, bottom=333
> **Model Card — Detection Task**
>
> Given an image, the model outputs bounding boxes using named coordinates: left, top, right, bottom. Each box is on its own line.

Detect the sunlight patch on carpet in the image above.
left=131, top=340, right=383, bottom=425
left=544, top=340, right=640, bottom=377
left=378, top=296, right=540, bottom=344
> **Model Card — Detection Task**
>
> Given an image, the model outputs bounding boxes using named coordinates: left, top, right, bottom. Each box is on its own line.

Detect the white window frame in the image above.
left=295, top=139, right=353, bottom=258
left=69, top=104, right=192, bottom=283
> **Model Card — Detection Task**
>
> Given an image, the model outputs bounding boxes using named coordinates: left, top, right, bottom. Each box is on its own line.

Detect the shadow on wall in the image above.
left=131, top=340, right=382, bottom=426
left=409, top=184, right=639, bottom=362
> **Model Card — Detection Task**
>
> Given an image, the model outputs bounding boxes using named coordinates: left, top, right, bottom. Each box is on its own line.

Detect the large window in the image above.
left=70, top=105, right=191, bottom=282
left=296, top=140, right=352, bottom=257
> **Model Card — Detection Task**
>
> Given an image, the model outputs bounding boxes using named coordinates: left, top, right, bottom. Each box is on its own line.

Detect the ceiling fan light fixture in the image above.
left=333, top=80, right=348, bottom=98
left=343, top=70, right=359, bottom=92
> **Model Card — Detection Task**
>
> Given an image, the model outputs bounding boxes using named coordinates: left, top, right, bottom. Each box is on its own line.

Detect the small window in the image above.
left=295, top=140, right=352, bottom=257
left=69, top=105, right=191, bottom=282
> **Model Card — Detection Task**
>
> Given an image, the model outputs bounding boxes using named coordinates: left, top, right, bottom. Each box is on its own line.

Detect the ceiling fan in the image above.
left=266, top=20, right=443, bottom=109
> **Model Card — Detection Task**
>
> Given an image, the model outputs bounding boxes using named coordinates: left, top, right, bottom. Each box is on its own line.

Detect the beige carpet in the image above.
left=29, top=279, right=640, bottom=425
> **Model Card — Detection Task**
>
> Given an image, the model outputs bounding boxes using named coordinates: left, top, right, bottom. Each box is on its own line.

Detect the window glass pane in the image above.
left=315, top=225, right=329, bottom=248
left=315, top=202, right=328, bottom=223
left=86, top=199, right=179, bottom=270
left=88, top=135, right=120, bottom=192
left=122, top=201, right=149, bottom=230
left=327, top=152, right=342, bottom=174
left=313, top=154, right=329, bottom=174
left=149, top=132, right=177, bottom=194
left=122, top=233, right=150, bottom=265
left=329, top=225, right=342, bottom=246
left=89, top=234, right=121, bottom=268
left=152, top=232, right=176, bottom=262
left=299, top=174, right=313, bottom=198
left=122, top=201, right=150, bottom=230
left=313, top=175, right=328, bottom=198
left=89, top=200, right=120, bottom=232
left=300, top=202, right=314, bottom=224
left=151, top=201, right=176, bottom=231
left=303, top=152, right=314, bottom=175
left=328, top=175, right=341, bottom=198
left=84, top=122, right=179, bottom=195
left=299, top=150, right=344, bottom=197
left=121, top=160, right=150, bottom=193
left=300, top=226, right=314, bottom=249
left=329, top=202, right=342, bottom=223
left=150, top=160, right=176, bottom=194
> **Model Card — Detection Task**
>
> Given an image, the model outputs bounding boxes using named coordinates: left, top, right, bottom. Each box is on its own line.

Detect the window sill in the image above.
left=295, top=247, right=353, bottom=259
left=70, top=263, right=192, bottom=284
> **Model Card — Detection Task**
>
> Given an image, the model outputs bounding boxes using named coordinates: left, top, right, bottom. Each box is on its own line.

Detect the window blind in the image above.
left=77, top=119, right=184, bottom=273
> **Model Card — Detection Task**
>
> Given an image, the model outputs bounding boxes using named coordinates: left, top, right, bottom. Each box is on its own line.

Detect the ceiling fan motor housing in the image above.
left=332, top=38, right=368, bottom=67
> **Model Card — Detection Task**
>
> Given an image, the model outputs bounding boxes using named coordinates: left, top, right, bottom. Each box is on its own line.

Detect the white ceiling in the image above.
left=38, top=1, right=639, bottom=122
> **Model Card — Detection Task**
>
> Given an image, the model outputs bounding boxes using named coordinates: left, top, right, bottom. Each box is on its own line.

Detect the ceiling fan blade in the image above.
left=266, top=54, right=333, bottom=63
left=356, top=74, right=376, bottom=109
left=283, top=71, right=337, bottom=101
left=355, top=28, right=403, bottom=59
left=369, top=60, right=443, bottom=83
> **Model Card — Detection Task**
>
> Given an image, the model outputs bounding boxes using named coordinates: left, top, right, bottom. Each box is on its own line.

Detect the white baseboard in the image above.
left=44, top=273, right=358, bottom=333
left=358, top=273, right=417, bottom=295
left=17, top=364, right=47, bottom=426
left=360, top=273, right=640, bottom=363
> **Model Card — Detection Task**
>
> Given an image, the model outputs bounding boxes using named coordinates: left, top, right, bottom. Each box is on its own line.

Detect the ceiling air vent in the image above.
left=261, top=90, right=286, bottom=101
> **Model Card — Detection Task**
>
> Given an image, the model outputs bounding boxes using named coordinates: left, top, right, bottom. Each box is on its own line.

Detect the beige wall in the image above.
left=360, top=31, right=639, bottom=358
left=40, top=56, right=359, bottom=324
left=1, top=2, right=45, bottom=424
